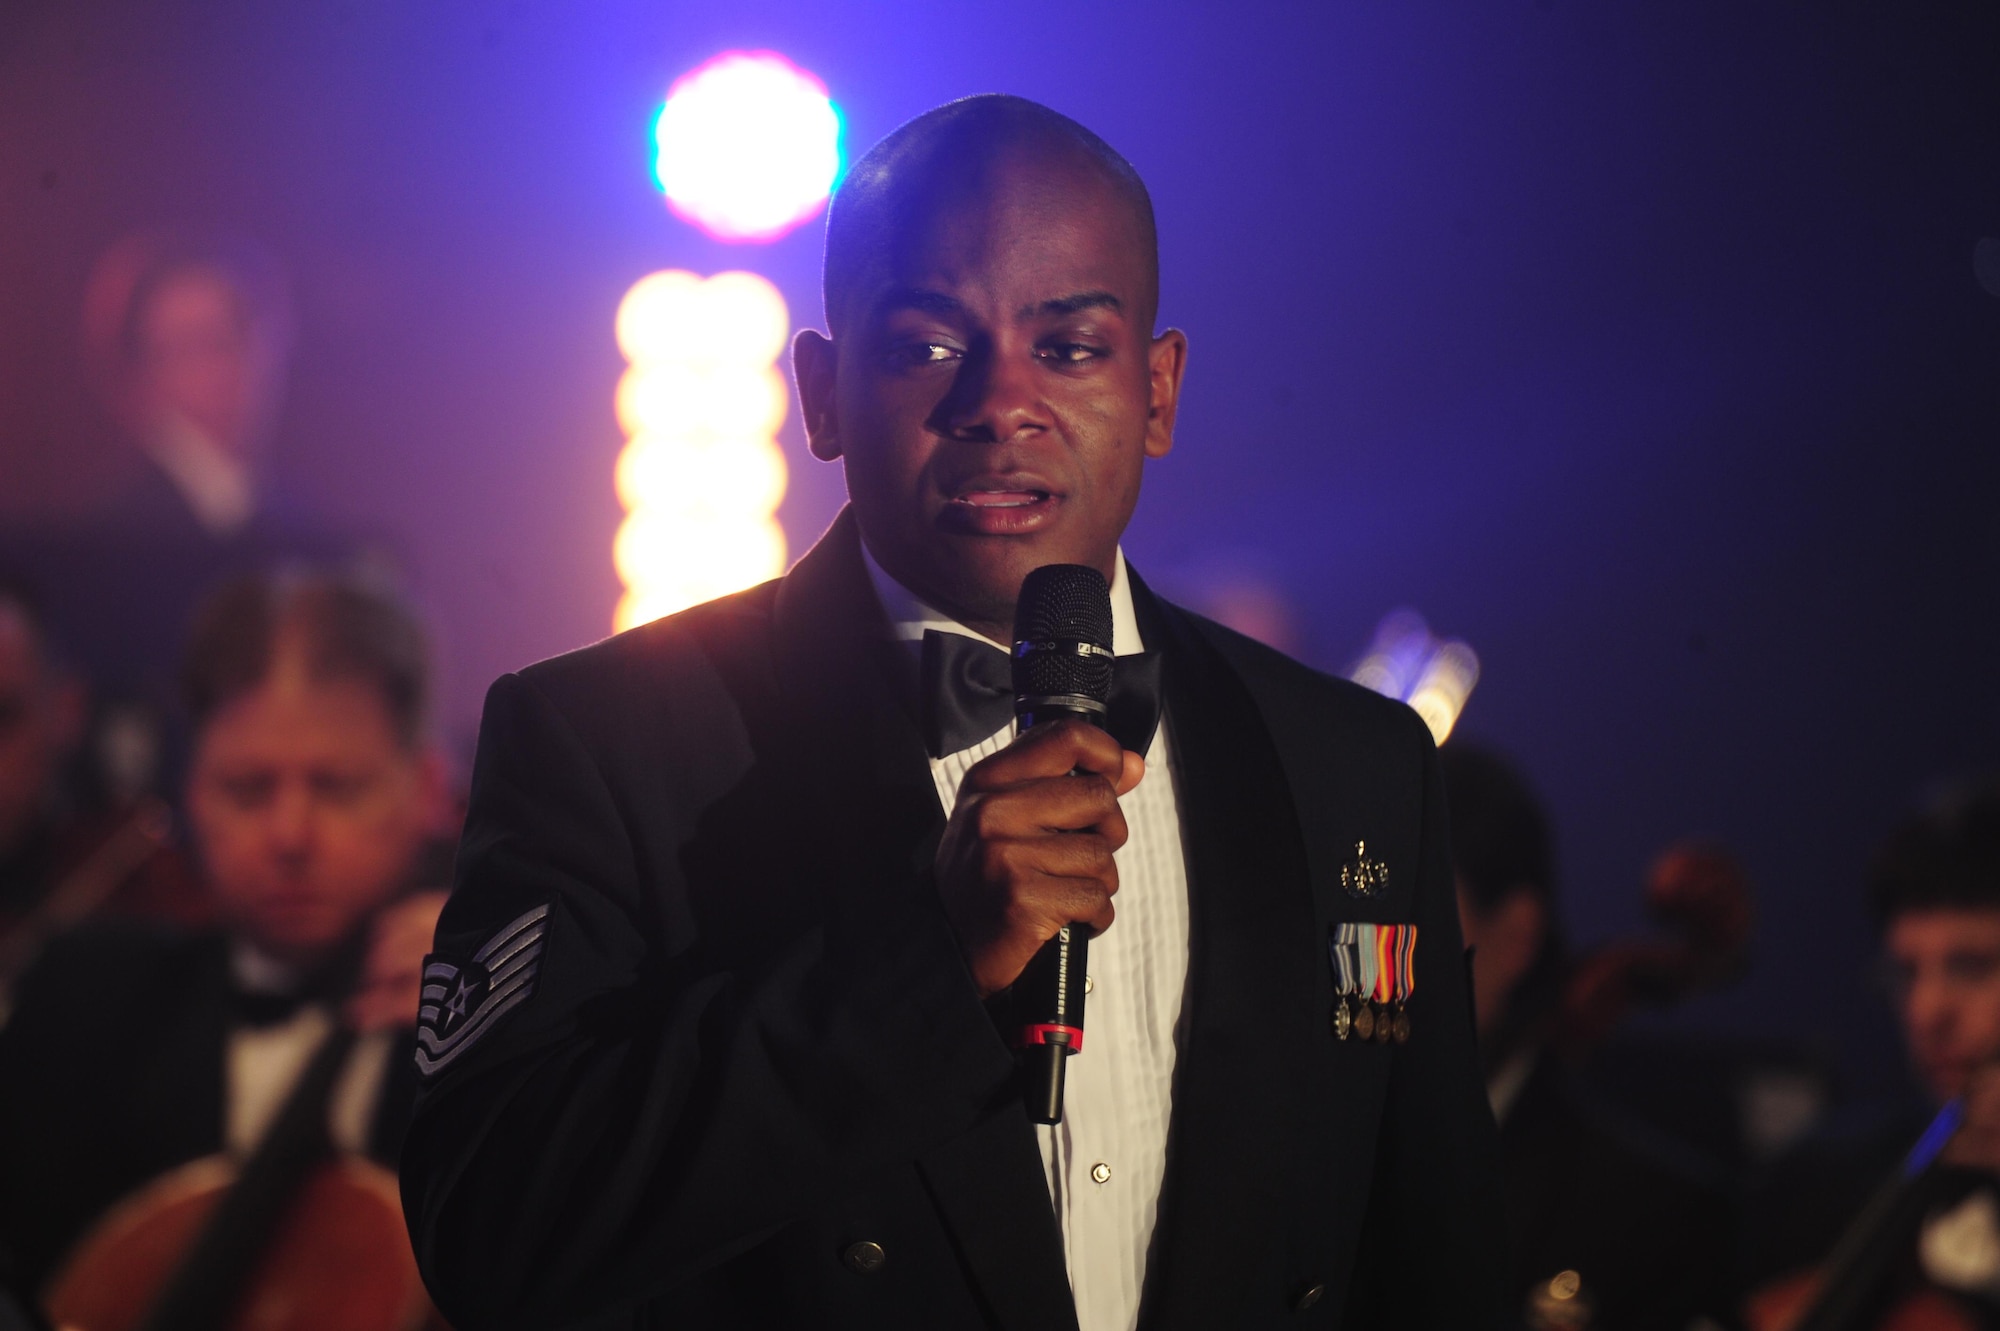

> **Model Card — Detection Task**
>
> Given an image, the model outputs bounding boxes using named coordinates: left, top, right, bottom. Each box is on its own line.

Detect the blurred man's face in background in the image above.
left=0, top=602, right=82, bottom=858
left=132, top=266, right=262, bottom=455
left=1455, top=877, right=1546, bottom=1040
left=1885, top=908, right=2000, bottom=1103
left=187, top=644, right=440, bottom=967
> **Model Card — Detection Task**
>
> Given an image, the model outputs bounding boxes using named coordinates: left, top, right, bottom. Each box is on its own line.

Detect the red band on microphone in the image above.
left=1013, top=1023, right=1084, bottom=1052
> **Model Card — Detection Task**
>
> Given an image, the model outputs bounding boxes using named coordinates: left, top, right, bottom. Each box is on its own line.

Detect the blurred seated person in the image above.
left=0, top=569, right=451, bottom=1299
left=0, top=577, right=204, bottom=1014
left=1744, top=778, right=2000, bottom=1329
left=0, top=236, right=379, bottom=804
left=81, top=232, right=293, bottom=541
left=1445, top=743, right=1732, bottom=1331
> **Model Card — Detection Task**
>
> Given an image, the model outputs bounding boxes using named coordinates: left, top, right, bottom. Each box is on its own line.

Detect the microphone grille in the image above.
left=1013, top=564, right=1114, bottom=706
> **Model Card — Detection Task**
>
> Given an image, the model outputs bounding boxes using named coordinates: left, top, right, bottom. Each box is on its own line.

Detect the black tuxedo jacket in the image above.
left=0, top=922, right=420, bottom=1293
left=402, top=510, right=1505, bottom=1330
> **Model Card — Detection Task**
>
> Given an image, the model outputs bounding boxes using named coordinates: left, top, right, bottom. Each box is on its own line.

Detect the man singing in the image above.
left=403, top=95, right=1505, bottom=1330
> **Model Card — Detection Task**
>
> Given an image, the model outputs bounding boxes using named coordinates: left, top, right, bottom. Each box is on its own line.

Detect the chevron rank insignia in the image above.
left=415, top=903, right=548, bottom=1076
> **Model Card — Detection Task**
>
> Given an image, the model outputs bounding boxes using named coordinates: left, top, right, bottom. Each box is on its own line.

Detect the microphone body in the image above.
left=1009, top=564, right=1116, bottom=1125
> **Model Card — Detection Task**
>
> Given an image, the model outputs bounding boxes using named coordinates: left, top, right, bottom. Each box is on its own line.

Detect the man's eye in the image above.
left=1038, top=342, right=1105, bottom=364
left=1945, top=953, right=2000, bottom=984
left=220, top=775, right=276, bottom=808
left=886, top=342, right=960, bottom=368
left=311, top=771, right=373, bottom=804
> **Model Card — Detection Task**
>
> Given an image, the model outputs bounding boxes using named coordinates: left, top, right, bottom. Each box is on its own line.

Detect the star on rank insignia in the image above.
left=415, top=903, right=549, bottom=1076
left=1340, top=840, right=1388, bottom=899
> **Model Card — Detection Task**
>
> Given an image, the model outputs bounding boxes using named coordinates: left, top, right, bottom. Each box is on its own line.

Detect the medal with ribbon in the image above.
left=1328, top=923, right=1418, bottom=1044
left=1329, top=924, right=1363, bottom=1040
left=1371, top=923, right=1417, bottom=1044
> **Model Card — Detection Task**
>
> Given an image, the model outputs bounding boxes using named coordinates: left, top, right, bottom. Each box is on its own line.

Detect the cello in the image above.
left=39, top=930, right=443, bottom=1331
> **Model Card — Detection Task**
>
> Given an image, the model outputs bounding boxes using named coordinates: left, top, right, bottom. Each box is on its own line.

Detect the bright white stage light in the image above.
left=612, top=269, right=792, bottom=631
left=653, top=51, right=842, bottom=244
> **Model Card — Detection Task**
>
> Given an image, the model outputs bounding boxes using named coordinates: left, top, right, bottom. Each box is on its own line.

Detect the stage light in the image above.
left=652, top=51, right=842, bottom=244
left=1348, top=611, right=1481, bottom=745
left=613, top=269, right=791, bottom=631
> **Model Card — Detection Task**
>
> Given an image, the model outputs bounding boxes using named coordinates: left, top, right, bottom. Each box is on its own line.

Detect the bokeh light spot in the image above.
left=1348, top=610, right=1481, bottom=745
left=612, top=270, right=792, bottom=630
left=652, top=51, right=841, bottom=244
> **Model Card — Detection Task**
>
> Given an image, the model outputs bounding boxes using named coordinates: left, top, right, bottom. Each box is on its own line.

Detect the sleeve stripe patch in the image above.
left=414, top=903, right=550, bottom=1078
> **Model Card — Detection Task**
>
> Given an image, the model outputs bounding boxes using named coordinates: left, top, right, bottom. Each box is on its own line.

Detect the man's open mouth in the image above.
left=951, top=489, right=1050, bottom=509
left=939, top=479, right=1061, bottom=533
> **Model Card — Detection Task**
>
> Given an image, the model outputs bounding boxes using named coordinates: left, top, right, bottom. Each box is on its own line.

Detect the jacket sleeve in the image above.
left=399, top=668, right=1014, bottom=1329
left=1345, top=716, right=1512, bottom=1328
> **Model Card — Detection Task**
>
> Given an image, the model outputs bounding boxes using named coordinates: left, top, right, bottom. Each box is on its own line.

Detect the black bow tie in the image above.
left=919, top=629, right=1163, bottom=759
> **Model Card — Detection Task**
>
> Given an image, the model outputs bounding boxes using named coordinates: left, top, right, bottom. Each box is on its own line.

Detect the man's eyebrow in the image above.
left=874, top=287, right=967, bottom=320
left=1023, top=291, right=1124, bottom=319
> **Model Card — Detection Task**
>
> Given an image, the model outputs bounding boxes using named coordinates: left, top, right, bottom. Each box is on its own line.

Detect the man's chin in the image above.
left=1923, top=1062, right=1970, bottom=1105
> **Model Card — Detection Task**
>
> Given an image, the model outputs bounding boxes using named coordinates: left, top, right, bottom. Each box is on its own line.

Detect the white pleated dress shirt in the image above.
left=864, top=548, right=1193, bottom=1331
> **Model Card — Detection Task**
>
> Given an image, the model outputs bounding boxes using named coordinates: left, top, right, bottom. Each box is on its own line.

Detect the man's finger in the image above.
left=963, top=718, right=1129, bottom=791
left=1115, top=749, right=1145, bottom=797
left=969, top=777, right=1130, bottom=844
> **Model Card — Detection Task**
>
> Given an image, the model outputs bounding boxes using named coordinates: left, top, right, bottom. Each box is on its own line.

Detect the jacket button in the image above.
left=1293, top=1283, right=1325, bottom=1312
left=842, top=1241, right=887, bottom=1275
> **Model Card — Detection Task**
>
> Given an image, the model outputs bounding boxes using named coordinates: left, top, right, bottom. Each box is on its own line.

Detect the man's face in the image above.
left=0, top=605, right=80, bottom=857
left=188, top=652, right=438, bottom=965
left=797, top=151, right=1186, bottom=635
left=134, top=267, right=261, bottom=452
left=1885, top=908, right=2000, bottom=1103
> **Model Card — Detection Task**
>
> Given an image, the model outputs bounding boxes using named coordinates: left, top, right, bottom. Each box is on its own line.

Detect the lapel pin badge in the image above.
left=1340, top=839, right=1388, bottom=899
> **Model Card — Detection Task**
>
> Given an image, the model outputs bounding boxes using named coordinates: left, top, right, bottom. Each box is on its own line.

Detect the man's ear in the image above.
left=793, top=329, right=843, bottom=462
left=1143, top=328, right=1188, bottom=461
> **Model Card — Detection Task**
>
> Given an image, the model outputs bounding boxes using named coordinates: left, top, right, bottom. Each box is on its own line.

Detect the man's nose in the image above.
left=1905, top=977, right=1957, bottom=1043
left=934, top=342, right=1047, bottom=444
left=267, top=784, right=317, bottom=859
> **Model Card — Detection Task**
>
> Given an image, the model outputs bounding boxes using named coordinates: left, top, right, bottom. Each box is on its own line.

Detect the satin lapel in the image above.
left=769, top=510, right=943, bottom=883
left=771, top=511, right=1078, bottom=1331
left=1130, top=575, right=1355, bottom=1330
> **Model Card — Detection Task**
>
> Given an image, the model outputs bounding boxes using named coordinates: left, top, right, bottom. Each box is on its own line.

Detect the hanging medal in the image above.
left=1389, top=923, right=1417, bottom=1043
left=1329, top=924, right=1362, bottom=1040
left=1352, top=923, right=1380, bottom=1041
left=1370, top=923, right=1398, bottom=1043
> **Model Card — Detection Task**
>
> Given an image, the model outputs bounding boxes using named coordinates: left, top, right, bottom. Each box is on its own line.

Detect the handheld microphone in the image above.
left=1009, top=563, right=1116, bottom=1125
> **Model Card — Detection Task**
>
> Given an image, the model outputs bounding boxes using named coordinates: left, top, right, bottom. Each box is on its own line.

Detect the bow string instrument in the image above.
left=40, top=915, right=443, bottom=1331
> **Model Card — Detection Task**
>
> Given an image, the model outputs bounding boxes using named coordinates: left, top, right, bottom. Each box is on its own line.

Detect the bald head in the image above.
left=823, top=95, right=1159, bottom=338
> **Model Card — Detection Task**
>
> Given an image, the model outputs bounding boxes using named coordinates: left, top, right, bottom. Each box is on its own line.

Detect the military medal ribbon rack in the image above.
left=1328, top=923, right=1417, bottom=1043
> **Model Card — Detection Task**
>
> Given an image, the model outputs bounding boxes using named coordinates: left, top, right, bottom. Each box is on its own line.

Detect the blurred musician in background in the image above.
left=0, top=580, right=89, bottom=922
left=0, top=235, right=381, bottom=808
left=0, top=569, right=451, bottom=1304
left=1745, top=778, right=2000, bottom=1329
left=0, top=577, right=204, bottom=1016
left=1445, top=743, right=1734, bottom=1331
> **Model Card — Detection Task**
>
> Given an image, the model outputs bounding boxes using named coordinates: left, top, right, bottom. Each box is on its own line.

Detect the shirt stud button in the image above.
left=1084, top=975, right=1094, bottom=994
left=842, top=1241, right=887, bottom=1274
left=1293, top=1283, right=1325, bottom=1312
left=1090, top=1161, right=1112, bottom=1184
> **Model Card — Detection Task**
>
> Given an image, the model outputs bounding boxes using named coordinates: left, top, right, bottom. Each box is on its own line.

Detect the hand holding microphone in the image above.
left=933, top=565, right=1141, bottom=1123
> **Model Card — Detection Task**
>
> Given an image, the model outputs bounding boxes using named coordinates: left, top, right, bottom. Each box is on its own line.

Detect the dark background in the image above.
left=2, top=1, right=1995, bottom=1098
